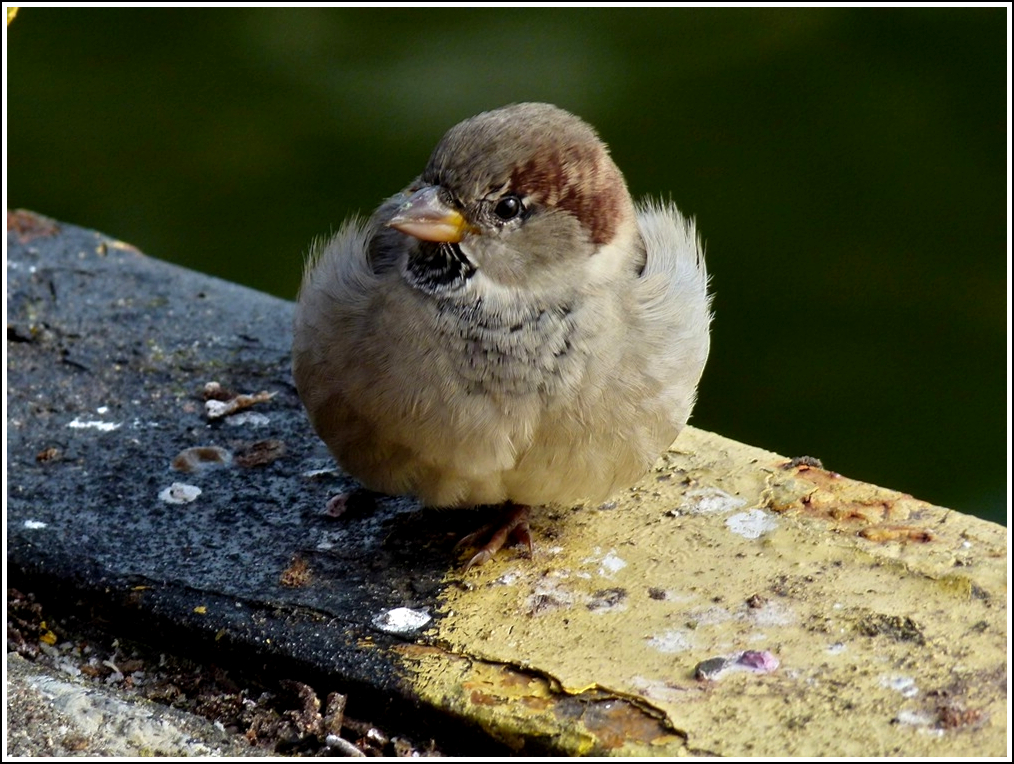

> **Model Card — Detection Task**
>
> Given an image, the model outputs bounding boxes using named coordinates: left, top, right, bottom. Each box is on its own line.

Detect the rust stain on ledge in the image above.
left=7, top=209, right=61, bottom=242
left=764, top=459, right=937, bottom=537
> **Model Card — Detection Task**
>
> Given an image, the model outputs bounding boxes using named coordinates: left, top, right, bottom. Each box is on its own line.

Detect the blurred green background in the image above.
left=6, top=8, right=1007, bottom=524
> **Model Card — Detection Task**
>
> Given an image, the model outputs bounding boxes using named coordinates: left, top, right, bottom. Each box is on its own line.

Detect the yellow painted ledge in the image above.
left=398, top=427, right=1006, bottom=756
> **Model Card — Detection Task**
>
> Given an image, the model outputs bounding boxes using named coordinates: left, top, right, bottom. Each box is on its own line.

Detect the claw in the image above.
left=456, top=503, right=532, bottom=571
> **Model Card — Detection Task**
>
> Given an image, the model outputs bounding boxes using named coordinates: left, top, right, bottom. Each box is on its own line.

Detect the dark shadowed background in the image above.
left=6, top=7, right=1007, bottom=525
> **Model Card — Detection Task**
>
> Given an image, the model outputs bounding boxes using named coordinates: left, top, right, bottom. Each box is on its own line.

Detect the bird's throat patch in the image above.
left=405, top=242, right=476, bottom=294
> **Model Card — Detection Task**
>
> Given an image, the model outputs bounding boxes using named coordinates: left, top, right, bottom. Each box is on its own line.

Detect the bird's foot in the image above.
left=454, top=503, right=532, bottom=571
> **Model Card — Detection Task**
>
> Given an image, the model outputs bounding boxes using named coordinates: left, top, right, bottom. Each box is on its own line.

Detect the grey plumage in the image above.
left=293, top=103, right=710, bottom=526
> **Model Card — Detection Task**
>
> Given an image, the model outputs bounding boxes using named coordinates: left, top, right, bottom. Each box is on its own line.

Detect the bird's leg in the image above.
left=454, top=502, right=532, bottom=571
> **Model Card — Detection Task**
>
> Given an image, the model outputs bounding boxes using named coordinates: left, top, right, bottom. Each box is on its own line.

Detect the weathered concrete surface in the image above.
left=409, top=429, right=1008, bottom=755
left=5, top=211, right=1008, bottom=756
left=5, top=653, right=258, bottom=757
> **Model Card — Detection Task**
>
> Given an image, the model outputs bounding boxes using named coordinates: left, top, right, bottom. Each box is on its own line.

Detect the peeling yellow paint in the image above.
left=396, top=428, right=1007, bottom=756
left=396, top=644, right=690, bottom=755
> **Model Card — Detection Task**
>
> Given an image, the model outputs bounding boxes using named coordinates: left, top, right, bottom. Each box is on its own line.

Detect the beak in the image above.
left=387, top=186, right=473, bottom=243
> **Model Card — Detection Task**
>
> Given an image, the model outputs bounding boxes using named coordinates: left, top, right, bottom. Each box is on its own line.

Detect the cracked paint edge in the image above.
left=393, top=642, right=695, bottom=756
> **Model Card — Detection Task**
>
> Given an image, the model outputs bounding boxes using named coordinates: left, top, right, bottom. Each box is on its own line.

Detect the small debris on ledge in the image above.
left=203, top=381, right=276, bottom=420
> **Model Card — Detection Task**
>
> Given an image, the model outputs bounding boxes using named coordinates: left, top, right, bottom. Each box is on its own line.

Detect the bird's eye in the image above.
left=493, top=195, right=524, bottom=222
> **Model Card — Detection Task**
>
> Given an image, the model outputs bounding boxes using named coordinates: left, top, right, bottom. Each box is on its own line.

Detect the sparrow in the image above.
left=292, top=103, right=711, bottom=569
